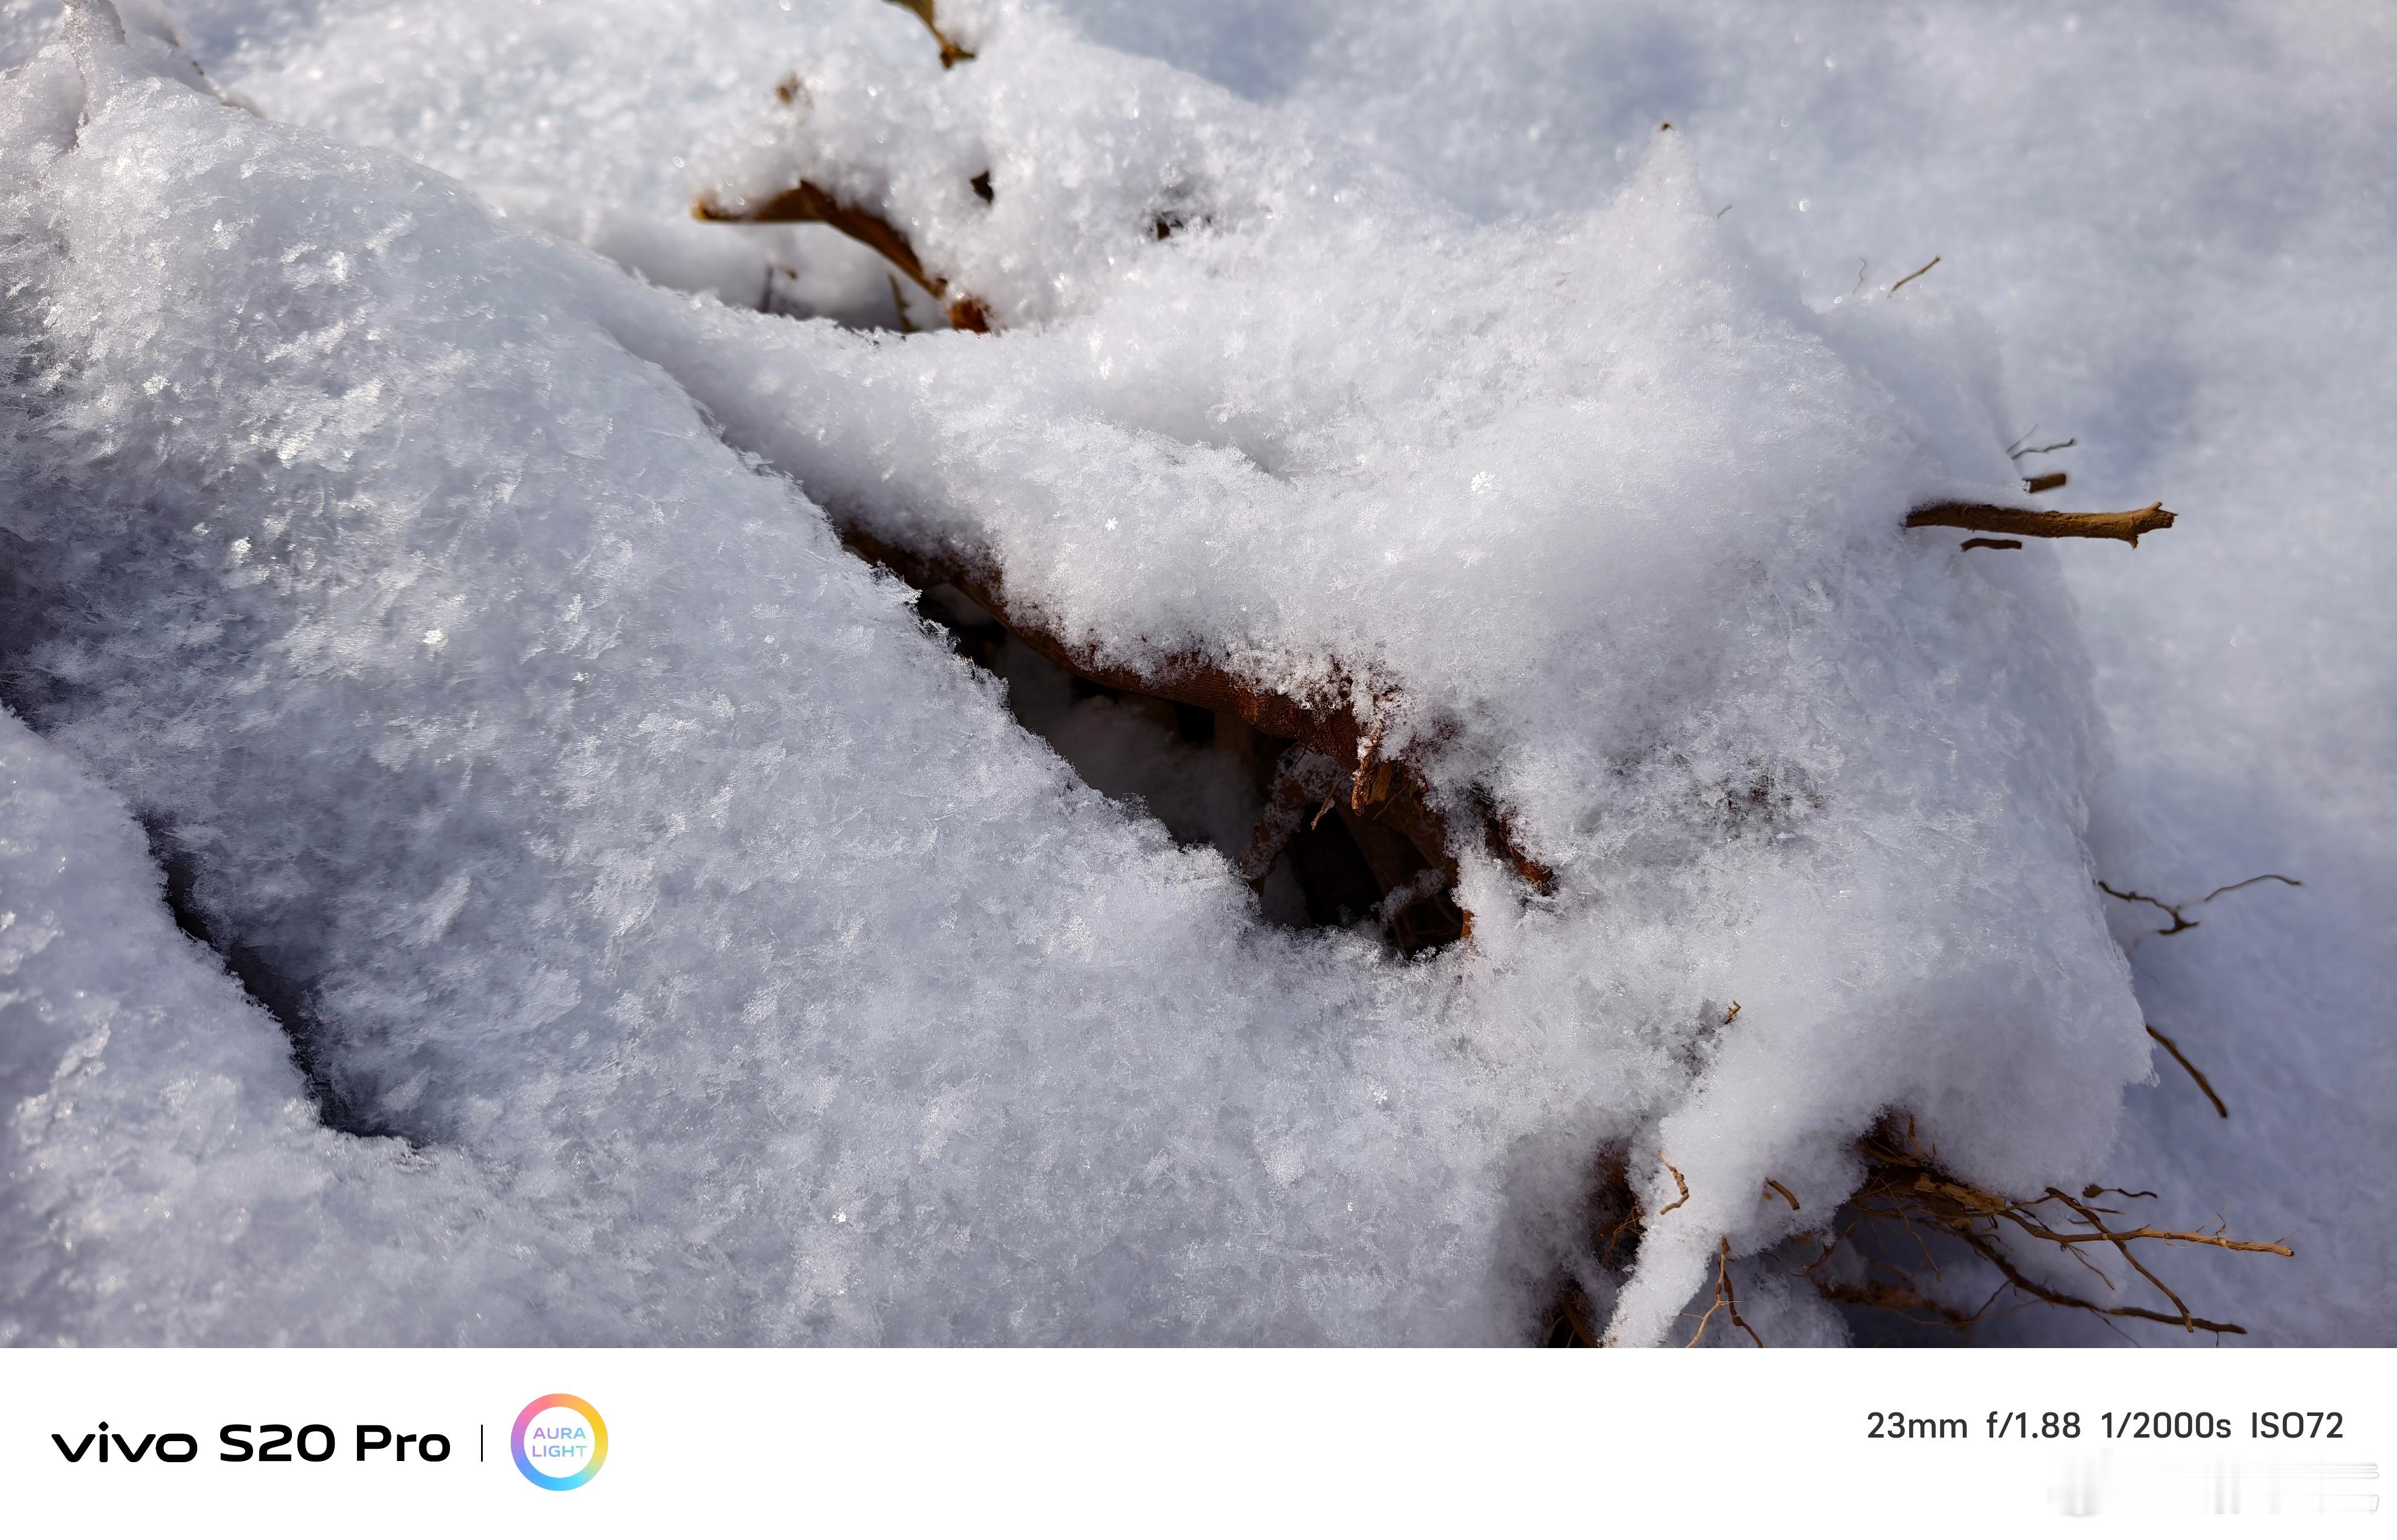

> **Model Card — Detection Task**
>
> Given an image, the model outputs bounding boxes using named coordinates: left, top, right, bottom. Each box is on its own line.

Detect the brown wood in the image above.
left=1906, top=500, right=2174, bottom=545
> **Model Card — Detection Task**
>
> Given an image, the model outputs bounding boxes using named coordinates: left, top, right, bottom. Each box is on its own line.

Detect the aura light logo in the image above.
left=511, top=1394, right=607, bottom=1491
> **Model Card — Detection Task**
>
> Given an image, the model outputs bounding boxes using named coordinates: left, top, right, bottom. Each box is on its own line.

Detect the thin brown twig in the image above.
left=1765, top=1178, right=1801, bottom=1211
left=2200, top=872, right=2302, bottom=904
left=1948, top=1223, right=2245, bottom=1335
left=1685, top=1237, right=1764, bottom=1347
left=2098, top=879, right=2198, bottom=934
left=1822, top=1119, right=2285, bottom=1338
left=2100, top=871, right=2303, bottom=942
left=1657, top=1160, right=1691, bottom=1216
left=1889, top=255, right=1941, bottom=293
left=2146, top=1024, right=2230, bottom=1119
left=2046, top=1186, right=2197, bottom=1331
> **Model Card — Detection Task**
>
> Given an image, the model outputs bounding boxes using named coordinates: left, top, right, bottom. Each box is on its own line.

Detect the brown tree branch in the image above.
left=1906, top=501, right=2175, bottom=545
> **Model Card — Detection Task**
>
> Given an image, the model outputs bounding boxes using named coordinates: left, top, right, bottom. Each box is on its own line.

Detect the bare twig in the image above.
left=1657, top=1160, right=1691, bottom=1216
left=1723, top=1000, right=1742, bottom=1024
left=2100, top=871, right=2303, bottom=942
left=2009, top=436, right=2077, bottom=461
left=2098, top=879, right=2199, bottom=935
left=1765, top=1178, right=1801, bottom=1211
left=1819, top=1119, right=2287, bottom=1338
left=2022, top=471, right=2068, bottom=494
left=1889, top=256, right=1941, bottom=293
left=2146, top=1024, right=2230, bottom=1119
left=1685, top=1238, right=1764, bottom=1347
left=1907, top=501, right=2175, bottom=545
left=2202, top=872, right=2302, bottom=904
left=1960, top=538, right=2022, bottom=552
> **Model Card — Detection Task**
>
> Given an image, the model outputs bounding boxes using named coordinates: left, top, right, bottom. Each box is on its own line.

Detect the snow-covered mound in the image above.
left=4, top=0, right=2158, bottom=1344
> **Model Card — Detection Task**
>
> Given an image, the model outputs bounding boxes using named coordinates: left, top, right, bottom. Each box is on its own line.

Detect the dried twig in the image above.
left=2145, top=1024, right=2230, bottom=1119
left=695, top=181, right=993, bottom=332
left=1959, top=538, right=2022, bottom=552
left=2022, top=471, right=2068, bottom=494
left=1888, top=256, right=1941, bottom=293
left=1907, top=501, right=2175, bottom=545
left=2007, top=434, right=2077, bottom=461
left=1821, top=1119, right=2288, bottom=1338
left=2100, top=871, right=2302, bottom=941
left=1764, top=1178, right=1801, bottom=1211
left=2099, top=879, right=2199, bottom=936
left=1657, top=1160, right=1691, bottom=1216
left=1685, top=1238, right=1764, bottom=1347
left=2202, top=872, right=2302, bottom=903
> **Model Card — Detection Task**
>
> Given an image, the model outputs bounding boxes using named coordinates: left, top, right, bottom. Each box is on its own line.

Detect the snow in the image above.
left=1, top=0, right=2385, bottom=1345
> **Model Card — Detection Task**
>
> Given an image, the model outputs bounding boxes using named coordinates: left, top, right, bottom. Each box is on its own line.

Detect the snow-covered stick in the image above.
left=839, top=524, right=1549, bottom=933
left=693, top=182, right=991, bottom=331
left=1906, top=500, right=2176, bottom=545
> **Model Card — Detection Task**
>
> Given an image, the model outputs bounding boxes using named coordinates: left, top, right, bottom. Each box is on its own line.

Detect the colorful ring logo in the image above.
left=511, top=1394, right=607, bottom=1491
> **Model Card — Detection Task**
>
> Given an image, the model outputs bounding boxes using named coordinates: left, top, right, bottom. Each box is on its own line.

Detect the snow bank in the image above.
left=2, top=8, right=1512, bottom=1344
left=0, top=706, right=600, bottom=1345
left=1, top=1, right=2169, bottom=1343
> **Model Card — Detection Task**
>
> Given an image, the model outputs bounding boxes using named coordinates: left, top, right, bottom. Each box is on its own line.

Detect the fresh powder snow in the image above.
left=1, top=0, right=2385, bottom=1346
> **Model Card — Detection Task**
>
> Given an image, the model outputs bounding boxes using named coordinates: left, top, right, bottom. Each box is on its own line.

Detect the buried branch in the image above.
left=1907, top=500, right=2176, bottom=546
left=697, top=4, right=990, bottom=329
left=839, top=526, right=1546, bottom=947
left=694, top=181, right=991, bottom=331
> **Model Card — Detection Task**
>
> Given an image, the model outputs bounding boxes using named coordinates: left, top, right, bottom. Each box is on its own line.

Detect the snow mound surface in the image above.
left=3, top=1, right=2147, bottom=1344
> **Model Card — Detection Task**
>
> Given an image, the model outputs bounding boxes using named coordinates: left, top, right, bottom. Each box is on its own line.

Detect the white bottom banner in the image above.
left=2, top=1349, right=2384, bottom=1535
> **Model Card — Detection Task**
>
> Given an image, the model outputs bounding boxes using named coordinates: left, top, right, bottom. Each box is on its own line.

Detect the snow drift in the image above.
left=2, top=0, right=2157, bottom=1344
